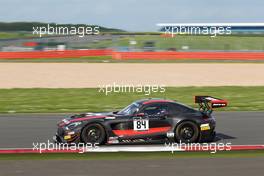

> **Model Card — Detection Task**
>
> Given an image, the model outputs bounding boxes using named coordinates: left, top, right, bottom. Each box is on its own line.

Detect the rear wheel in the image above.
left=175, top=121, right=199, bottom=143
left=81, top=123, right=106, bottom=145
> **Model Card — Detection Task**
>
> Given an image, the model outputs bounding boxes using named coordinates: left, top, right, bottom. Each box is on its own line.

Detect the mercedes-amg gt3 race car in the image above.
left=54, top=96, right=227, bottom=145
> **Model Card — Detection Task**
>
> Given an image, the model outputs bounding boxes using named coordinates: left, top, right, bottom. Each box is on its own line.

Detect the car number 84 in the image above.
left=133, top=118, right=149, bottom=131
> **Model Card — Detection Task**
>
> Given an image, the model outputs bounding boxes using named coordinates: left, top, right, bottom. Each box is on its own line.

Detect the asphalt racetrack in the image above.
left=0, top=112, right=263, bottom=148
left=1, top=158, right=264, bottom=176
left=0, top=112, right=264, bottom=176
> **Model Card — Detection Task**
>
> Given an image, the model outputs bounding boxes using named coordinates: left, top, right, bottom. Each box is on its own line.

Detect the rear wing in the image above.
left=194, top=96, right=228, bottom=114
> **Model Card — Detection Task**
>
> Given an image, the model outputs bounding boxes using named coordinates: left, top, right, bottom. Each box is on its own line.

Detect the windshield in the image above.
left=117, top=103, right=140, bottom=115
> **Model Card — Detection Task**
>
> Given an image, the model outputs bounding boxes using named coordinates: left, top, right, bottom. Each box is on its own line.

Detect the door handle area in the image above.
left=159, top=116, right=167, bottom=120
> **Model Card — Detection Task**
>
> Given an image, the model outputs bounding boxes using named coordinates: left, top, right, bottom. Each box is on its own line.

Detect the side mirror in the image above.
left=135, top=113, right=145, bottom=117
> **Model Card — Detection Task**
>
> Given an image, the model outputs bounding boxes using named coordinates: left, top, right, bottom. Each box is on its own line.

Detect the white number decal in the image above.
left=133, top=118, right=149, bottom=131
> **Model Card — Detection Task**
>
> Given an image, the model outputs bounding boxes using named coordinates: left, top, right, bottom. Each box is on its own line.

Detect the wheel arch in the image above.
left=80, top=120, right=108, bottom=143
left=173, top=119, right=201, bottom=142
left=173, top=119, right=200, bottom=132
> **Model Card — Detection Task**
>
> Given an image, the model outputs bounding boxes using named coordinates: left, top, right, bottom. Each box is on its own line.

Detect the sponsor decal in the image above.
left=107, top=137, right=119, bottom=144
left=67, top=131, right=75, bottom=135
left=104, top=116, right=116, bottom=120
left=166, top=132, right=175, bottom=137
left=200, top=123, right=210, bottom=131
left=212, top=103, right=227, bottom=107
left=64, top=135, right=71, bottom=140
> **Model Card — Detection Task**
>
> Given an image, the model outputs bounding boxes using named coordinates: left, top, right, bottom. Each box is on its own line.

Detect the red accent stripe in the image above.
left=112, top=127, right=171, bottom=137
left=70, top=116, right=106, bottom=122
left=183, top=145, right=264, bottom=151
left=211, top=99, right=228, bottom=104
left=143, top=100, right=174, bottom=104
left=0, top=149, right=80, bottom=154
left=230, top=145, right=264, bottom=150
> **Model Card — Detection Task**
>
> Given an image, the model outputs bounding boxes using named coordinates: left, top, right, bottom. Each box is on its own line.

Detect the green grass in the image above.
left=0, top=87, right=264, bottom=113
left=1, top=56, right=264, bottom=63
left=0, top=32, right=34, bottom=39
left=1, top=150, right=264, bottom=160
left=0, top=56, right=113, bottom=63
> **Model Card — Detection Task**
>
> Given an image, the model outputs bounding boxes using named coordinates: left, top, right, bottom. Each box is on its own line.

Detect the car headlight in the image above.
left=62, top=119, right=70, bottom=124
left=65, top=122, right=82, bottom=130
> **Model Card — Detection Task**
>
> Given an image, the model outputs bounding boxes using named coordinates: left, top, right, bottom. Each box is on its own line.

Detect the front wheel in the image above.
left=81, top=123, right=106, bottom=145
left=175, top=121, right=199, bottom=143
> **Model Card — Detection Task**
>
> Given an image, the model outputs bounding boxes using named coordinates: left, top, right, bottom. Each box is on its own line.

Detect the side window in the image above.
left=168, top=104, right=181, bottom=115
left=169, top=103, right=195, bottom=114
left=141, top=104, right=169, bottom=116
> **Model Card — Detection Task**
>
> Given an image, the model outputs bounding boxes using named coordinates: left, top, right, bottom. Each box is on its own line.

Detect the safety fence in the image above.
left=112, top=51, right=264, bottom=60
left=1, top=50, right=264, bottom=60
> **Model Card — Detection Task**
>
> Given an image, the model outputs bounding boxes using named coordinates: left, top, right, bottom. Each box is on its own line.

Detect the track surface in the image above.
left=0, top=112, right=263, bottom=148
left=0, top=112, right=263, bottom=176
left=1, top=158, right=264, bottom=176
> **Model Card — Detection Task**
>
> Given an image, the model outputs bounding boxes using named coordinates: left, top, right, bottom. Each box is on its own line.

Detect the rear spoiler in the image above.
left=194, top=96, right=228, bottom=114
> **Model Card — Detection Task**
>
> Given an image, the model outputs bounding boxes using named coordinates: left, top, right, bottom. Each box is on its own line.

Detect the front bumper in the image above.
left=53, top=134, right=66, bottom=143
left=53, top=127, right=80, bottom=144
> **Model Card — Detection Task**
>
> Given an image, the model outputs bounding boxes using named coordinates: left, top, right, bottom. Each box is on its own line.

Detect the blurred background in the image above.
left=0, top=22, right=264, bottom=52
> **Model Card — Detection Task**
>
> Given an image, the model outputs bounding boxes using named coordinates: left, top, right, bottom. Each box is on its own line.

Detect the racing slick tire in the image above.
left=81, top=123, right=106, bottom=145
left=175, top=121, right=199, bottom=143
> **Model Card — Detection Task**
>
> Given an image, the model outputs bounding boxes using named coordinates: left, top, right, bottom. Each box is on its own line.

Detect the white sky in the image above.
left=0, top=0, right=263, bottom=31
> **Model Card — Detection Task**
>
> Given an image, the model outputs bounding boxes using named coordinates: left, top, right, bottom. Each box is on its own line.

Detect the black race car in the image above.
left=54, top=96, right=227, bottom=145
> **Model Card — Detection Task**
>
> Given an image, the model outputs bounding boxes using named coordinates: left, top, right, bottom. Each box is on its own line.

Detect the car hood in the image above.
left=58, top=112, right=115, bottom=126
